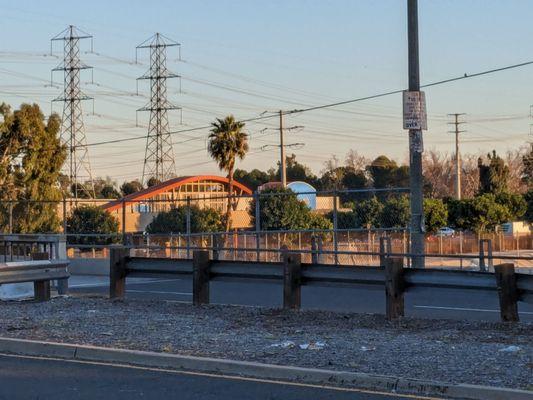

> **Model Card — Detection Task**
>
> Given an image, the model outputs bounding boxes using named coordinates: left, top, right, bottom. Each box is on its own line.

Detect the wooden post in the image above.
left=34, top=281, right=51, bottom=302
left=486, top=239, right=493, bottom=271
left=282, top=247, right=302, bottom=310
left=385, top=257, right=404, bottom=320
left=479, top=239, right=486, bottom=272
left=31, top=252, right=51, bottom=301
left=109, top=246, right=128, bottom=299
left=193, top=250, right=210, bottom=305
left=494, top=263, right=519, bottom=322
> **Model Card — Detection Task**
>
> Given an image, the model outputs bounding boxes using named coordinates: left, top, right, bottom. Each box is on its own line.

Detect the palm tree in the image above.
left=208, top=115, right=249, bottom=231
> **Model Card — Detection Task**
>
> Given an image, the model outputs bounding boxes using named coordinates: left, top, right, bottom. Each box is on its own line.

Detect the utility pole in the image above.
left=137, top=33, right=181, bottom=186
left=51, top=25, right=95, bottom=199
left=279, top=110, right=286, bottom=187
left=260, top=112, right=303, bottom=187
left=448, top=113, right=466, bottom=200
left=407, top=0, right=425, bottom=269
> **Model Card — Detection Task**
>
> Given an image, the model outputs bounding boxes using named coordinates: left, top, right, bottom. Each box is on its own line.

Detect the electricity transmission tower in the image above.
left=448, top=113, right=466, bottom=200
left=51, top=25, right=95, bottom=199
left=136, top=33, right=181, bottom=186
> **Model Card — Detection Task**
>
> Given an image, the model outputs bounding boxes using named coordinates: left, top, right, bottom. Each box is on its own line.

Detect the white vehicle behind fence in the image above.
left=436, top=227, right=455, bottom=237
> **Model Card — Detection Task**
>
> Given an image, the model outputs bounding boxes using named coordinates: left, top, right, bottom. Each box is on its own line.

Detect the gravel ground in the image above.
left=0, top=295, right=531, bottom=390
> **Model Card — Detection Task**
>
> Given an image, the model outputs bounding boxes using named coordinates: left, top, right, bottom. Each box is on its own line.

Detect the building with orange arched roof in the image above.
left=102, top=175, right=253, bottom=232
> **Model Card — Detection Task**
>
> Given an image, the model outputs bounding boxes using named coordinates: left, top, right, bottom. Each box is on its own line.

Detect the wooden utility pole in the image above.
left=407, top=0, right=425, bottom=269
left=279, top=110, right=287, bottom=187
left=448, top=113, right=466, bottom=200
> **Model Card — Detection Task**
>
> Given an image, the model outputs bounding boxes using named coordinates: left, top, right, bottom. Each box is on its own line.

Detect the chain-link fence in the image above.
left=1, top=188, right=532, bottom=270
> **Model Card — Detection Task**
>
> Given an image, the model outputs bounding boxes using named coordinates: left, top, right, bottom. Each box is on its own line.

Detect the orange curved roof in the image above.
left=103, top=175, right=252, bottom=211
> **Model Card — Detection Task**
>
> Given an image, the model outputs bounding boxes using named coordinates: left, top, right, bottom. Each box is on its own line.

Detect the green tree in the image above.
left=120, top=180, right=143, bottom=196
left=380, top=195, right=410, bottom=228
left=423, top=198, right=448, bottom=233
left=522, top=143, right=533, bottom=186
left=275, top=154, right=318, bottom=186
left=146, top=177, right=161, bottom=187
left=354, top=197, right=383, bottom=228
left=334, top=211, right=359, bottom=229
left=145, top=206, right=224, bottom=233
left=233, top=168, right=270, bottom=191
left=92, top=176, right=120, bottom=199
left=524, top=190, right=533, bottom=223
left=0, top=103, right=66, bottom=233
left=478, top=150, right=509, bottom=195
left=367, top=156, right=409, bottom=189
left=100, top=185, right=120, bottom=199
left=208, top=115, right=249, bottom=231
left=66, top=205, right=119, bottom=245
left=448, top=194, right=510, bottom=233
left=495, top=192, right=527, bottom=221
left=250, top=187, right=332, bottom=231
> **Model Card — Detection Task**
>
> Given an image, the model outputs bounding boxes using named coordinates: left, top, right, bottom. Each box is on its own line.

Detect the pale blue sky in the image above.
left=0, top=1, right=532, bottom=182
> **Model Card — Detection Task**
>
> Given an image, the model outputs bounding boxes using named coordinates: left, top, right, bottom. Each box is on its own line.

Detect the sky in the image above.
left=0, top=0, right=532, bottom=184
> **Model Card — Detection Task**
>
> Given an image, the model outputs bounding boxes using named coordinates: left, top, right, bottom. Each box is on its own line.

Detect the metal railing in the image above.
left=0, top=234, right=67, bottom=262
left=0, top=259, right=69, bottom=301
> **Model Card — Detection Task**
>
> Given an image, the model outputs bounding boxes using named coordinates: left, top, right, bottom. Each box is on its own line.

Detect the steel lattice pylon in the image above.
left=137, top=33, right=181, bottom=186
left=51, top=25, right=95, bottom=199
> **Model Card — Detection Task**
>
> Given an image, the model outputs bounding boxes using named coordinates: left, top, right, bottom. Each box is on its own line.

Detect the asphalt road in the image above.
left=69, top=275, right=533, bottom=322
left=0, top=354, right=433, bottom=400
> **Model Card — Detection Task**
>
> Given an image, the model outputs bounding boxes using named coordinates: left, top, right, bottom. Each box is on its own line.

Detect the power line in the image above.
left=72, top=58, right=533, bottom=150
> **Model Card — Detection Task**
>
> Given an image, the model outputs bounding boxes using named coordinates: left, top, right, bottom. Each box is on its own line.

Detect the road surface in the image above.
left=0, top=353, right=436, bottom=400
left=68, top=275, right=533, bottom=322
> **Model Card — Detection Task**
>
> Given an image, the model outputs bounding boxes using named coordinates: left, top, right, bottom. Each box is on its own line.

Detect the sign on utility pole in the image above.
left=403, top=91, right=427, bottom=131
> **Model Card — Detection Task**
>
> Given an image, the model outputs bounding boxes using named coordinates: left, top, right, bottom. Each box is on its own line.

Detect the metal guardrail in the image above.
left=0, top=234, right=66, bottom=262
left=109, top=247, right=532, bottom=322
left=0, top=259, right=70, bottom=301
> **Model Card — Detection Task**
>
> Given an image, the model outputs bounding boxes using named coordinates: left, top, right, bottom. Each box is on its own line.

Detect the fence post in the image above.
left=193, top=250, right=210, bottom=305
left=333, top=190, right=338, bottom=265
left=56, top=236, right=69, bottom=295
left=212, top=234, right=219, bottom=261
left=311, top=236, right=318, bottom=264
left=379, top=236, right=387, bottom=267
left=479, top=239, right=486, bottom=272
left=8, top=201, right=13, bottom=234
left=282, top=246, right=301, bottom=310
left=186, top=197, right=191, bottom=259
left=109, top=246, right=128, bottom=299
left=494, top=263, right=519, bottom=322
left=317, top=235, right=323, bottom=264
left=62, top=197, right=67, bottom=234
left=385, top=257, right=404, bottom=320
left=254, top=191, right=261, bottom=262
